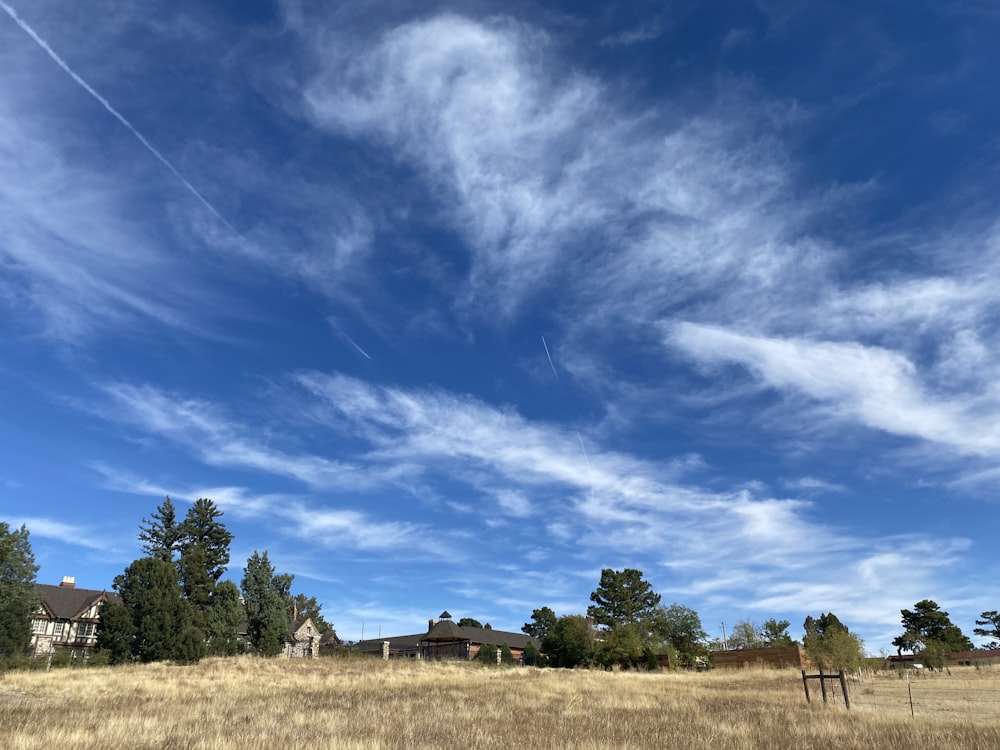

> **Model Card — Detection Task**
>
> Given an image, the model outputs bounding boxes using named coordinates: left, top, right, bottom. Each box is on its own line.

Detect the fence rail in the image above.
left=816, top=668, right=1000, bottom=718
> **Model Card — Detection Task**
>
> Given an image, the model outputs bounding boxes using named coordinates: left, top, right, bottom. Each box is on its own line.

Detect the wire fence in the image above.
left=829, top=668, right=1000, bottom=718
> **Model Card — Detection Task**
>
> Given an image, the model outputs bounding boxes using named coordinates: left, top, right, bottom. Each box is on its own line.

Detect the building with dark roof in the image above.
left=356, top=612, right=540, bottom=662
left=31, top=577, right=120, bottom=658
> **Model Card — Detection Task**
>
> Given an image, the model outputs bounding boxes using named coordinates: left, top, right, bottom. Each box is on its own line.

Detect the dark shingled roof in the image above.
left=35, top=583, right=119, bottom=620
left=357, top=620, right=539, bottom=652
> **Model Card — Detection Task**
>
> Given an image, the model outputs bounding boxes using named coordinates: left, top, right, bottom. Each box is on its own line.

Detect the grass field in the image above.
left=2, top=658, right=999, bottom=749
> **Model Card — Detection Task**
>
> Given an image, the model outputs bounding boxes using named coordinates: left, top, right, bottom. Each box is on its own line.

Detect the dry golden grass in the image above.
left=2, top=658, right=999, bottom=749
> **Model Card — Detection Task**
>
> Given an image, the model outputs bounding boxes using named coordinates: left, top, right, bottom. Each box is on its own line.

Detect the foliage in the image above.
left=205, top=581, right=244, bottom=657
left=289, top=593, right=332, bottom=633
left=137, top=497, right=181, bottom=563
left=648, top=604, right=706, bottom=664
left=476, top=643, right=497, bottom=664
left=542, top=614, right=595, bottom=668
left=587, top=568, right=661, bottom=628
left=761, top=618, right=796, bottom=646
left=241, top=550, right=291, bottom=657
left=596, top=622, right=646, bottom=669
left=458, top=617, right=483, bottom=628
left=803, top=612, right=864, bottom=670
left=973, top=610, right=1000, bottom=649
left=113, top=557, right=204, bottom=663
left=95, top=602, right=136, bottom=664
left=892, top=600, right=973, bottom=657
left=500, top=643, right=514, bottom=665
left=728, top=620, right=765, bottom=650
left=523, top=639, right=544, bottom=666
left=179, top=498, right=233, bottom=585
left=0, top=522, right=39, bottom=657
left=522, top=606, right=557, bottom=639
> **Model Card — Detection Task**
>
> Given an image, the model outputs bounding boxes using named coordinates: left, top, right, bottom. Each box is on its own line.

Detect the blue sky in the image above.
left=2, top=0, right=999, bottom=653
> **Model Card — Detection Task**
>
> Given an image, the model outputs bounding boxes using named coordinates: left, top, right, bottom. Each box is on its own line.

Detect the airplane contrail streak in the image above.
left=541, top=335, right=560, bottom=383
left=0, top=1, right=238, bottom=234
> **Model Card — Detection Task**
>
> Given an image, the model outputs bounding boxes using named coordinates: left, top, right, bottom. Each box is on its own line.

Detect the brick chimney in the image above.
left=59, top=576, right=76, bottom=588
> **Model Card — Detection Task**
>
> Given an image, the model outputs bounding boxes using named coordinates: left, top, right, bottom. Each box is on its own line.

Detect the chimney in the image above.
left=60, top=576, right=75, bottom=588
left=428, top=619, right=437, bottom=632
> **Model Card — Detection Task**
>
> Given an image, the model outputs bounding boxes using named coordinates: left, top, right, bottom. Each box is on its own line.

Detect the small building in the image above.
left=30, top=577, right=120, bottom=658
left=285, top=617, right=321, bottom=658
left=946, top=649, right=1000, bottom=667
left=356, top=612, right=539, bottom=663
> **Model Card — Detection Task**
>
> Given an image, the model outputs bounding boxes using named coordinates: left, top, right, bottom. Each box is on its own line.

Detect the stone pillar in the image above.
left=382, top=640, right=390, bottom=660
left=496, top=647, right=502, bottom=665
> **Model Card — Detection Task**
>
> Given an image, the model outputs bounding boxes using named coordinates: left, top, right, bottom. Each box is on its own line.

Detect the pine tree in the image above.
left=137, top=497, right=182, bottom=563
left=179, top=498, right=233, bottom=583
left=205, top=581, right=244, bottom=656
left=0, top=522, right=39, bottom=657
left=587, top=568, right=661, bottom=628
left=241, top=551, right=291, bottom=657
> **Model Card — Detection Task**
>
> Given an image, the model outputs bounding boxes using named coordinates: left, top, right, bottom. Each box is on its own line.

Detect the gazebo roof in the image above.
left=422, top=618, right=466, bottom=642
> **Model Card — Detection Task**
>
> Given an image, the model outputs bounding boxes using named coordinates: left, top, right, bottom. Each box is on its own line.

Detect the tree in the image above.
left=0, top=522, right=39, bottom=657
left=587, top=568, right=661, bottom=628
left=648, top=604, right=707, bottom=665
left=523, top=639, right=544, bottom=666
left=289, top=592, right=332, bottom=632
left=803, top=612, right=864, bottom=670
left=94, top=602, right=135, bottom=664
left=114, top=557, right=203, bottom=663
left=179, top=498, right=233, bottom=584
left=205, top=580, right=244, bottom=656
left=596, top=622, right=646, bottom=669
left=458, top=617, right=483, bottom=628
left=241, top=551, right=291, bottom=657
left=728, top=620, right=765, bottom=650
left=522, top=606, right=557, bottom=640
left=973, top=610, right=1000, bottom=649
left=476, top=642, right=498, bottom=665
left=542, top=615, right=595, bottom=668
left=892, top=600, right=973, bottom=657
left=138, top=496, right=182, bottom=563
left=761, top=618, right=796, bottom=647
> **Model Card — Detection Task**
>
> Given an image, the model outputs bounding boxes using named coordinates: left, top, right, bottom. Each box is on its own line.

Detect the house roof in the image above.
left=357, top=621, right=539, bottom=652
left=35, top=583, right=119, bottom=620
left=947, top=649, right=1000, bottom=660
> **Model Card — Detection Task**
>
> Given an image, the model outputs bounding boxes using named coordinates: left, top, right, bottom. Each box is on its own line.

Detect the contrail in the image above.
left=576, top=429, right=595, bottom=503
left=0, top=1, right=237, bottom=234
left=541, top=335, right=560, bottom=384
left=342, top=332, right=372, bottom=360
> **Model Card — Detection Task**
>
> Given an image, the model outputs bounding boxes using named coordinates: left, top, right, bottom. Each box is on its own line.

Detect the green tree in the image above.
left=649, top=604, right=707, bottom=664
left=0, top=522, right=39, bottom=657
left=500, top=643, right=514, bottom=665
left=179, top=498, right=233, bottom=584
left=522, top=606, right=557, bottom=639
left=596, top=622, right=645, bottom=669
left=205, top=580, right=244, bottom=656
left=114, top=557, right=204, bottom=663
left=523, top=639, right=544, bottom=666
left=728, top=620, right=765, bottom=650
left=289, top=592, right=332, bottom=632
left=761, top=618, right=796, bottom=646
left=241, top=551, right=291, bottom=657
left=892, top=600, right=973, bottom=656
left=803, top=613, right=864, bottom=670
left=476, top=643, right=498, bottom=665
left=95, top=602, right=135, bottom=664
left=587, top=568, right=661, bottom=628
left=458, top=617, right=483, bottom=628
left=542, top=614, right=595, bottom=668
left=137, top=496, right=182, bottom=563
left=973, top=610, right=1000, bottom=649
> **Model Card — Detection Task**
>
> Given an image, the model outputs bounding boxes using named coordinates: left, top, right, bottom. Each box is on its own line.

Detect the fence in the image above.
left=808, top=666, right=1000, bottom=718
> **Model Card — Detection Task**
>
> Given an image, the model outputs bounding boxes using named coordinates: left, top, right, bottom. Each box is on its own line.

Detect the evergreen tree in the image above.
left=0, top=522, right=39, bottom=657
left=114, top=557, right=204, bottom=663
left=137, top=497, right=182, bottom=563
left=241, top=551, right=291, bottom=657
left=542, top=614, right=595, bottom=668
left=892, top=600, right=973, bottom=658
left=649, top=604, right=707, bottom=664
left=587, top=568, right=661, bottom=628
left=522, top=606, right=557, bottom=639
left=179, top=498, right=233, bottom=583
left=205, top=580, right=245, bottom=656
left=288, top=592, right=332, bottom=632
left=761, top=618, right=796, bottom=646
left=974, top=610, right=1000, bottom=649
left=458, top=617, right=483, bottom=628
left=94, top=602, right=135, bottom=664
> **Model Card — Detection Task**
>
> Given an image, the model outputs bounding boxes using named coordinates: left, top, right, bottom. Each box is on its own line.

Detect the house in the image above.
left=284, top=617, right=321, bottom=658
left=946, top=649, right=1000, bottom=667
left=30, top=577, right=120, bottom=658
left=355, top=612, right=540, bottom=663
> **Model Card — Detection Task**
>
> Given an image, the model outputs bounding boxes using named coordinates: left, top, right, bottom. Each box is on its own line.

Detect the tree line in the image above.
left=1, top=500, right=332, bottom=664
left=519, top=567, right=999, bottom=671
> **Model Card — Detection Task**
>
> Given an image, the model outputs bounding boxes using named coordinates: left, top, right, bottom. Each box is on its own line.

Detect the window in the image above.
left=77, top=622, right=96, bottom=639
left=52, top=621, right=64, bottom=637
left=32, top=619, right=47, bottom=634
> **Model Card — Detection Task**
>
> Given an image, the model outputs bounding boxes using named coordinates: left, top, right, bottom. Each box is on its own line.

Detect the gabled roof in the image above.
left=359, top=620, right=539, bottom=651
left=35, top=583, right=119, bottom=620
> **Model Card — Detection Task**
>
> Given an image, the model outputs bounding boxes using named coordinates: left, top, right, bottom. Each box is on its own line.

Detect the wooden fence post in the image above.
left=801, top=670, right=810, bottom=703
left=838, top=669, right=850, bottom=710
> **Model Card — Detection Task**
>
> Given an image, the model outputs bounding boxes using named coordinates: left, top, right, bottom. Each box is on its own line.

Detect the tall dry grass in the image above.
left=2, top=658, right=999, bottom=749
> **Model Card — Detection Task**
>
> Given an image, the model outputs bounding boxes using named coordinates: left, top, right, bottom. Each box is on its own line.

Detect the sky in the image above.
left=2, top=0, right=999, bottom=654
